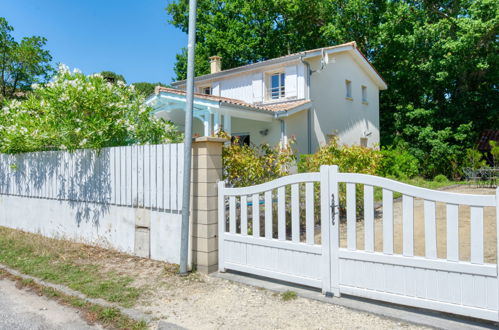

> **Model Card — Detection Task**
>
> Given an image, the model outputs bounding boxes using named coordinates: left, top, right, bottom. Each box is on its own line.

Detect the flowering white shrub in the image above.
left=0, top=64, right=182, bottom=153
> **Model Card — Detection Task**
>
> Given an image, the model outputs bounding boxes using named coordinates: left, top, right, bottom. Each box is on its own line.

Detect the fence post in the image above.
left=330, top=165, right=340, bottom=297
left=191, top=136, right=226, bottom=274
left=320, top=165, right=332, bottom=294
left=218, top=180, right=225, bottom=272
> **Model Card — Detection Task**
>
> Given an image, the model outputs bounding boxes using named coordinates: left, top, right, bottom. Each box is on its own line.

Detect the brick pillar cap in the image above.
left=193, top=137, right=228, bottom=143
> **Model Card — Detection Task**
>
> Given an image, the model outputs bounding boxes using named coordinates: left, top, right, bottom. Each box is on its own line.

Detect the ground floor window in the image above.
left=232, top=133, right=250, bottom=146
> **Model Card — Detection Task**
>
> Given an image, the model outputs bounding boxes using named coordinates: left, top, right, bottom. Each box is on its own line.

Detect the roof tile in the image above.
left=155, top=86, right=310, bottom=113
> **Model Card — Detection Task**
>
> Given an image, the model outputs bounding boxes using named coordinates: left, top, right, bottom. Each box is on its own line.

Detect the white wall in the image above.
left=284, top=110, right=310, bottom=155
left=219, top=74, right=253, bottom=103
left=0, top=196, right=182, bottom=263
left=231, top=117, right=281, bottom=147
left=195, top=61, right=307, bottom=104
left=308, top=52, right=380, bottom=151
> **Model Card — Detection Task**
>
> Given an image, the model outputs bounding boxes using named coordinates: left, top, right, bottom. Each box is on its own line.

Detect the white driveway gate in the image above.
left=218, top=165, right=499, bottom=322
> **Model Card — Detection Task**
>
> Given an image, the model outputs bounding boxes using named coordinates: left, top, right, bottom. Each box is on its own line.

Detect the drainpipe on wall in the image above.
left=279, top=119, right=287, bottom=149
left=300, top=55, right=312, bottom=153
left=300, top=55, right=311, bottom=100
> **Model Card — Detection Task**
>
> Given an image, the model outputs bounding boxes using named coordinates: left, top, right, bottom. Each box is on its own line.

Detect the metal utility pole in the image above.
left=179, top=0, right=197, bottom=275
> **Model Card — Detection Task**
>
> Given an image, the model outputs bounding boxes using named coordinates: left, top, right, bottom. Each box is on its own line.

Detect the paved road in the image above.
left=0, top=278, right=101, bottom=330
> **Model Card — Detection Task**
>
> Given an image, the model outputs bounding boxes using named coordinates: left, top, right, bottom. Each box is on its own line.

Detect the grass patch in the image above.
left=1, top=269, right=147, bottom=330
left=0, top=227, right=141, bottom=307
left=281, top=290, right=297, bottom=301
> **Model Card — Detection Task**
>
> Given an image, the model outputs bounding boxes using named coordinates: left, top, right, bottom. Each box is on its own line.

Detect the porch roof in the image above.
left=147, top=87, right=311, bottom=114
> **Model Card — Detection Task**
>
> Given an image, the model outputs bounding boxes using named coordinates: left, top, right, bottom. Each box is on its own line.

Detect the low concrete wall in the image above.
left=0, top=195, right=182, bottom=263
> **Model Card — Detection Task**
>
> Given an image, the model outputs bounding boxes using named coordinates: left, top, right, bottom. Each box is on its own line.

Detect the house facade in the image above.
left=146, top=41, right=387, bottom=154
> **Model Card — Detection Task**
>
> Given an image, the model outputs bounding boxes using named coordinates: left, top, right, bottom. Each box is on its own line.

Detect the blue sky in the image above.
left=0, top=0, right=186, bottom=84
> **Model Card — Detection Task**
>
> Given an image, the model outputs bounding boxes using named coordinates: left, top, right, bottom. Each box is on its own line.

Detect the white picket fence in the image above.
left=0, top=144, right=184, bottom=210
left=218, top=165, right=499, bottom=322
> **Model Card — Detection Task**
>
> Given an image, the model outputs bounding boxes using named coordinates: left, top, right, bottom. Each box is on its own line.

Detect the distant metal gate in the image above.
left=218, top=165, right=499, bottom=322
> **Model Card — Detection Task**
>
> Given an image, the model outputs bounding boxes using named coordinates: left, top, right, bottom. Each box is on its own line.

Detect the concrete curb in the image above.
left=213, top=271, right=497, bottom=330
left=0, top=263, right=152, bottom=324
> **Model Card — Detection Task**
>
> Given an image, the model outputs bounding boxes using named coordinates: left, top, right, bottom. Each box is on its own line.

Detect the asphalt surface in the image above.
left=0, top=278, right=101, bottom=330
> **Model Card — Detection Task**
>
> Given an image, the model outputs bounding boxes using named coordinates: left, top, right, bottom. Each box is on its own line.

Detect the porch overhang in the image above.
left=145, top=89, right=312, bottom=138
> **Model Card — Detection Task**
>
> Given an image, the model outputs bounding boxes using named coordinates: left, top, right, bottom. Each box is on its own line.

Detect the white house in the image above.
left=146, top=41, right=387, bottom=154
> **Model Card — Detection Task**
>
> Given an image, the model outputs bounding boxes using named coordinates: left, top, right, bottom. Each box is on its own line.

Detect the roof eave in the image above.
left=172, top=43, right=387, bottom=91
left=274, top=101, right=312, bottom=118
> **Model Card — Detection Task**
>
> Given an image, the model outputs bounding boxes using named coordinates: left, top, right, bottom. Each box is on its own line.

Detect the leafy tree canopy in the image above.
left=0, top=17, right=53, bottom=100
left=167, top=0, right=499, bottom=177
left=99, top=71, right=126, bottom=84
left=132, top=82, right=169, bottom=97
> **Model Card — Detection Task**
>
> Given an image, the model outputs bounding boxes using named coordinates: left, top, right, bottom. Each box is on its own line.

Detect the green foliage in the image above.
left=433, top=174, right=449, bottom=183
left=167, top=0, right=499, bottom=177
left=0, top=17, right=53, bottom=100
left=0, top=64, right=182, bottom=154
left=490, top=141, right=499, bottom=166
left=132, top=82, right=168, bottom=97
left=280, top=290, right=297, bottom=301
left=378, top=146, right=419, bottom=179
left=222, top=138, right=295, bottom=187
left=298, top=138, right=382, bottom=218
left=299, top=137, right=382, bottom=174
left=99, top=71, right=126, bottom=84
left=297, top=154, right=312, bottom=173
left=462, top=147, right=488, bottom=170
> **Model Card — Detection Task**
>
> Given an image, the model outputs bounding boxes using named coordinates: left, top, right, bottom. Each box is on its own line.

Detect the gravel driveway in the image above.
left=132, top=273, right=427, bottom=329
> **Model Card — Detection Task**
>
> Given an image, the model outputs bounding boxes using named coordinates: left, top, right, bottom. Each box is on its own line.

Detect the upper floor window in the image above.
left=200, top=86, right=211, bottom=95
left=345, top=80, right=352, bottom=99
left=269, top=72, right=285, bottom=100
left=362, top=85, right=367, bottom=103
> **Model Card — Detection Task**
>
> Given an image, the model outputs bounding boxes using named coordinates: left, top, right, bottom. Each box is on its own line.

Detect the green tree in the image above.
left=99, top=71, right=126, bottom=84
left=132, top=82, right=168, bottom=96
left=0, top=17, right=53, bottom=100
left=167, top=0, right=499, bottom=177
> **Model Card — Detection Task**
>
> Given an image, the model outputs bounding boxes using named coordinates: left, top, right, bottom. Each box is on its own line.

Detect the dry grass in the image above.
left=0, top=226, right=180, bottom=308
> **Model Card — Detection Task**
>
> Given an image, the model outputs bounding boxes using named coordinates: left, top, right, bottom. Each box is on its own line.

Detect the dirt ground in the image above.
left=338, top=186, right=497, bottom=263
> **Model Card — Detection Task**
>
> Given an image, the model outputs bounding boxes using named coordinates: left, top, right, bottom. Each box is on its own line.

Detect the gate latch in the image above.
left=331, top=193, right=339, bottom=225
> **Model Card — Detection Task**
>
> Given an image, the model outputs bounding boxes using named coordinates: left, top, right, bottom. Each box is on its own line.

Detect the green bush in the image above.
left=298, top=138, right=383, bottom=220
left=297, top=154, right=311, bottom=173
left=433, top=174, right=448, bottom=183
left=462, top=147, right=488, bottom=170
left=299, top=137, right=382, bottom=174
left=0, top=64, right=182, bottom=154
left=377, top=146, right=420, bottom=179
left=222, top=138, right=295, bottom=187
left=490, top=141, right=499, bottom=166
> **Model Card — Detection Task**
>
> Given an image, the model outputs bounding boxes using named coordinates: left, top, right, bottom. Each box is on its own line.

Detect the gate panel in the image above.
left=334, top=172, right=499, bottom=322
left=218, top=169, right=330, bottom=290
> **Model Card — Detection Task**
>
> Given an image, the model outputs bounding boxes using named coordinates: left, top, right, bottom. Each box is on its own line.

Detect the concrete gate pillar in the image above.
left=191, top=137, right=226, bottom=273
